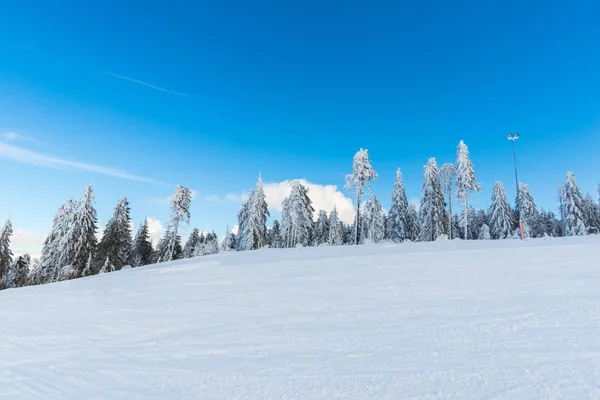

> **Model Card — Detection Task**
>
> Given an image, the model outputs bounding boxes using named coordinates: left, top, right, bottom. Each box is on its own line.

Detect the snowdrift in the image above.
left=2, top=236, right=600, bottom=399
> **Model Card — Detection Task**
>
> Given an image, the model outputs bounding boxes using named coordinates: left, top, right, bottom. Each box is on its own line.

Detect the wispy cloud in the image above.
left=99, top=70, right=189, bottom=97
left=0, top=142, right=167, bottom=185
left=2, top=132, right=37, bottom=142
left=205, top=194, right=221, bottom=202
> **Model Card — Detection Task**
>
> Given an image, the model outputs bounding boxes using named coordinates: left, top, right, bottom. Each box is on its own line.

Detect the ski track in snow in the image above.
left=1, top=236, right=600, bottom=399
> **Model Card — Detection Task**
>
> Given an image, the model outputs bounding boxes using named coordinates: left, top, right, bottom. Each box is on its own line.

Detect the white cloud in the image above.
left=205, top=194, right=220, bottom=202
left=2, top=132, right=36, bottom=142
left=11, top=228, right=45, bottom=259
left=263, top=179, right=355, bottom=224
left=146, top=217, right=164, bottom=246
left=0, top=142, right=167, bottom=185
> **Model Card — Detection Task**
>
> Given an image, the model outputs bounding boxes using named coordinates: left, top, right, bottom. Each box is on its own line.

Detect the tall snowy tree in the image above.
left=183, top=228, right=202, bottom=258
left=314, top=210, right=330, bottom=246
left=419, top=158, right=446, bottom=242
left=267, top=220, right=284, bottom=248
left=282, top=180, right=314, bottom=248
left=560, top=172, right=588, bottom=236
left=160, top=185, right=192, bottom=262
left=130, top=219, right=154, bottom=267
left=60, top=185, right=98, bottom=277
left=37, top=200, right=75, bottom=283
left=221, top=224, right=236, bottom=252
left=406, top=204, right=420, bottom=241
left=455, top=140, right=481, bottom=240
left=488, top=181, right=514, bottom=239
left=515, top=182, right=542, bottom=237
left=387, top=168, right=409, bottom=242
left=361, top=195, right=385, bottom=243
left=6, top=254, right=30, bottom=288
left=439, top=163, right=457, bottom=238
left=345, top=149, right=378, bottom=244
left=582, top=194, right=600, bottom=234
left=460, top=206, right=478, bottom=240
left=0, top=219, right=14, bottom=288
left=328, top=207, right=345, bottom=245
left=95, top=197, right=132, bottom=271
left=237, top=176, right=270, bottom=251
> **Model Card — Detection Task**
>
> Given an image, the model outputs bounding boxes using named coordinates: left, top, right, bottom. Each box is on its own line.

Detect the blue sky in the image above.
left=1, top=0, right=599, bottom=255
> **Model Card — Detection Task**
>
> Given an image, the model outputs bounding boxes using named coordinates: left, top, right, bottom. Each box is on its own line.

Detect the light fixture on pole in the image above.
left=508, top=133, right=524, bottom=240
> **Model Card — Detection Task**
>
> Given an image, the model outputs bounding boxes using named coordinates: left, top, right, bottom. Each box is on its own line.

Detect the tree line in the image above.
left=0, top=140, right=599, bottom=289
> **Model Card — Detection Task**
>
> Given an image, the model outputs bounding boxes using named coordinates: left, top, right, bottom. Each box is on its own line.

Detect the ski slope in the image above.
left=2, top=236, right=600, bottom=399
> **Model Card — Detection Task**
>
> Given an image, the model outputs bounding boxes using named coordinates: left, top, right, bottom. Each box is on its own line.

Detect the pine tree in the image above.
left=387, top=168, right=410, bottom=242
left=82, top=254, right=94, bottom=277
left=236, top=190, right=254, bottom=251
left=6, top=254, right=30, bottom=288
left=406, top=204, right=420, bottom=241
left=582, top=194, right=600, bottom=234
left=236, top=175, right=270, bottom=251
left=314, top=210, right=330, bottom=246
left=38, top=201, right=75, bottom=283
left=60, top=185, right=98, bottom=277
left=201, top=232, right=220, bottom=255
left=160, top=185, right=192, bottom=262
left=95, top=197, right=132, bottom=271
left=419, top=158, right=446, bottom=242
left=456, top=140, right=481, bottom=240
left=99, top=256, right=116, bottom=274
left=0, top=219, right=14, bottom=289
left=439, top=163, right=457, bottom=238
left=488, top=181, right=513, bottom=239
left=345, top=149, right=378, bottom=244
left=478, top=224, right=491, bottom=240
left=267, top=220, right=284, bottom=249
left=559, top=173, right=587, bottom=236
left=183, top=228, right=201, bottom=258
left=516, top=182, right=542, bottom=238
left=327, top=207, right=344, bottom=245
left=282, top=180, right=314, bottom=248
left=361, top=195, right=385, bottom=243
left=221, top=224, right=236, bottom=252
left=130, top=219, right=154, bottom=267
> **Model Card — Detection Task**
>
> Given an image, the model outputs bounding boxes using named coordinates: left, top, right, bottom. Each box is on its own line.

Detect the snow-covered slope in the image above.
left=2, top=236, right=600, bottom=399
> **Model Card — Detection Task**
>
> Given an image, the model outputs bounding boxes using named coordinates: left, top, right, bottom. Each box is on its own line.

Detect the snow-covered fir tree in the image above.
left=488, top=181, right=513, bottom=239
left=95, top=197, right=132, bottom=271
left=419, top=158, right=446, bottom=242
left=455, top=140, right=481, bottom=240
left=60, top=185, right=98, bottom=277
left=99, top=256, right=116, bottom=274
left=221, top=224, right=237, bottom=252
left=236, top=190, right=254, bottom=251
left=345, top=149, right=378, bottom=244
left=183, top=228, right=201, bottom=258
left=439, top=163, right=457, bottom=238
left=160, top=185, right=192, bottom=262
left=478, top=224, right=491, bottom=240
left=327, top=207, right=344, bottom=246
left=560, top=172, right=588, bottom=236
left=361, top=195, right=385, bottom=243
left=198, top=232, right=219, bottom=256
left=37, top=200, right=75, bottom=283
left=314, top=210, right=330, bottom=246
left=0, top=218, right=13, bottom=288
left=6, top=254, right=30, bottom=288
left=267, top=220, right=284, bottom=249
left=406, top=204, right=420, bottom=241
left=582, top=194, right=600, bottom=234
left=387, top=168, right=409, bottom=242
left=516, top=182, right=542, bottom=237
left=130, top=219, right=154, bottom=267
left=282, top=180, right=314, bottom=248
left=157, top=230, right=183, bottom=261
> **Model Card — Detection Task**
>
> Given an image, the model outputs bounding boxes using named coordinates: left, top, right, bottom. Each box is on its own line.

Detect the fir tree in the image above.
left=387, top=168, right=410, bottom=242
left=361, top=195, right=385, bottom=243
left=236, top=190, right=254, bottom=251
left=461, top=206, right=477, bottom=240
left=488, top=181, right=514, bottom=239
left=328, top=207, right=345, bottom=246
left=236, top=175, right=270, bottom=251
left=282, top=180, right=314, bottom=248
left=456, top=140, right=481, bottom=240
left=0, top=218, right=13, bottom=288
left=419, top=158, right=446, bottom=242
left=161, top=185, right=192, bottom=262
left=6, top=254, right=30, bottom=288
left=200, top=232, right=220, bottom=255
left=60, top=185, right=98, bottom=277
left=345, top=149, right=378, bottom=244
left=183, top=228, right=201, bottom=258
left=131, top=219, right=154, bottom=267
left=95, top=197, right=132, bottom=271
left=439, top=163, right=457, bottom=238
left=582, top=194, right=600, bottom=234
left=314, top=210, right=330, bottom=246
left=99, top=256, right=116, bottom=274
left=267, top=220, right=284, bottom=249
left=478, top=224, right=491, bottom=240
left=221, top=224, right=236, bottom=252
left=82, top=254, right=94, bottom=277
left=38, top=201, right=75, bottom=283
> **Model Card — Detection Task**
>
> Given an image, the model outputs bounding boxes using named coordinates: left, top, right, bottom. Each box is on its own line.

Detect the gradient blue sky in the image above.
left=1, top=0, right=599, bottom=255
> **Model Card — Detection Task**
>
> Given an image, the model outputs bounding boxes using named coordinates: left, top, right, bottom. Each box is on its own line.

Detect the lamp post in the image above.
left=508, top=133, right=524, bottom=240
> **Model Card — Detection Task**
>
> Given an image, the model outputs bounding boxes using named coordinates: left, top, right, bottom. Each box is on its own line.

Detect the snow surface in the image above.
left=2, top=236, right=600, bottom=399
